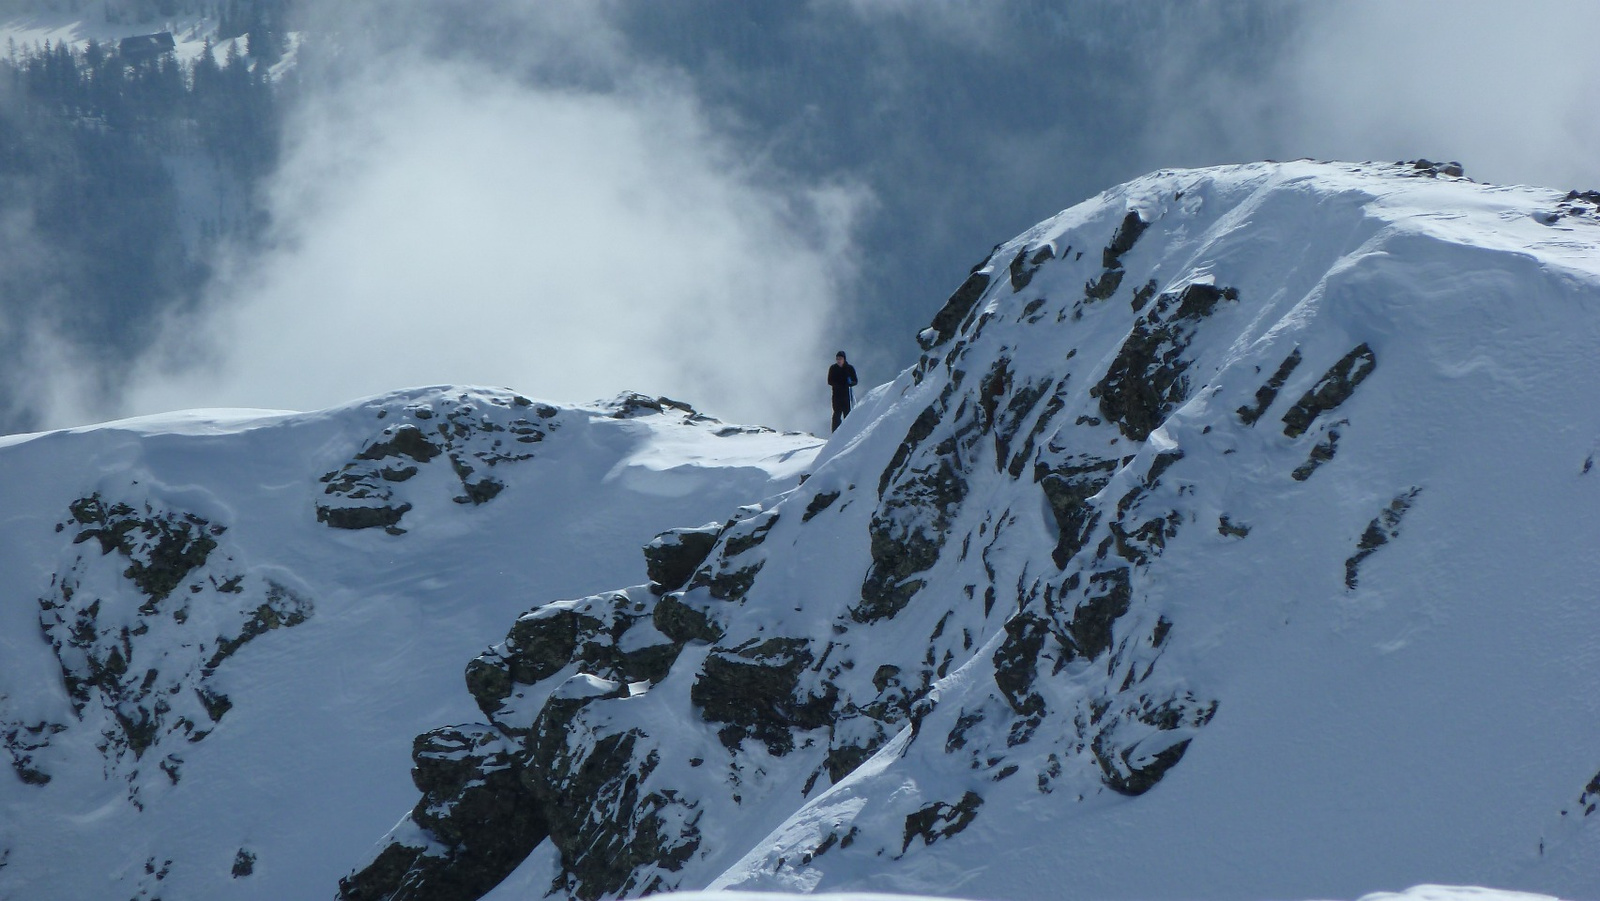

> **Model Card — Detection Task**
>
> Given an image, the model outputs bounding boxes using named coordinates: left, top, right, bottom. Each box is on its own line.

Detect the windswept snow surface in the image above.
left=0, top=387, right=819, bottom=900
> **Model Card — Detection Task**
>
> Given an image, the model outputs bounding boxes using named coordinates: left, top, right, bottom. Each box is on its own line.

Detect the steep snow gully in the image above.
left=6, top=161, right=1600, bottom=901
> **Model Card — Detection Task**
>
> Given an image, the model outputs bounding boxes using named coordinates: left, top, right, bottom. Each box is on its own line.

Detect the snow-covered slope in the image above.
left=5, top=160, right=1600, bottom=901
left=653, top=890, right=1567, bottom=901
left=336, top=161, right=1600, bottom=901
left=0, top=387, right=819, bottom=900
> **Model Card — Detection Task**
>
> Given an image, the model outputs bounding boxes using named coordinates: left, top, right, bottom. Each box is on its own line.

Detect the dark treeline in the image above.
left=0, top=10, right=287, bottom=429
left=6, top=26, right=280, bottom=181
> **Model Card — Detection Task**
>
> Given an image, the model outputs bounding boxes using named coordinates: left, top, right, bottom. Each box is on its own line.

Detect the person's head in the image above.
left=836, top=351, right=847, bottom=363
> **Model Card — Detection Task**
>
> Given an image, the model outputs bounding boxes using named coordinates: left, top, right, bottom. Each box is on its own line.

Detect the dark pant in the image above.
left=831, top=395, right=852, bottom=432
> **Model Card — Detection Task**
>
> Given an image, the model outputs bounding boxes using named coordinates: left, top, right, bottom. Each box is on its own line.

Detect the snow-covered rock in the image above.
left=0, top=387, right=818, bottom=900
left=350, top=161, right=1600, bottom=901
left=5, top=160, right=1600, bottom=901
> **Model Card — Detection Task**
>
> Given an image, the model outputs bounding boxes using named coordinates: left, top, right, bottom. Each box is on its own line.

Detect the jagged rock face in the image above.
left=0, top=385, right=819, bottom=901
left=9, top=492, right=311, bottom=804
left=344, top=160, right=1600, bottom=900
left=337, top=725, right=543, bottom=901
left=349, top=587, right=703, bottom=901
left=642, top=524, right=721, bottom=594
left=317, top=391, right=557, bottom=532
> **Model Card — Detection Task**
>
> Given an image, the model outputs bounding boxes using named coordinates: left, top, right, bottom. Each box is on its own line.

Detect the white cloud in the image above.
left=1141, top=0, right=1600, bottom=191
left=1285, top=0, right=1600, bottom=189
left=121, top=16, right=865, bottom=433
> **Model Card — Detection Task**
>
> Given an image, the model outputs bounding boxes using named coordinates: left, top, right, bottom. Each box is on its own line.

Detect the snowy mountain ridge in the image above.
left=348, top=160, right=1600, bottom=901
left=2, top=160, right=1600, bottom=901
left=0, top=386, right=819, bottom=899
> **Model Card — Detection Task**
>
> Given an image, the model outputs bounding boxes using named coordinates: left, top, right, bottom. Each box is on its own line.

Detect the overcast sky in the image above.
left=11, top=0, right=1600, bottom=434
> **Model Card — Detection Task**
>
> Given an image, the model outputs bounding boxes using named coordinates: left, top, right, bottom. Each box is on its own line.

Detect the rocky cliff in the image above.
left=5, top=160, right=1600, bottom=901
left=0, top=388, right=818, bottom=901
left=340, top=161, right=1600, bottom=901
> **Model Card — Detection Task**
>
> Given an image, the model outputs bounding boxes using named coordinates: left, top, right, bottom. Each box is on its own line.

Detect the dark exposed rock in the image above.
left=1083, top=211, right=1149, bottom=304
left=644, top=524, right=720, bottom=593
left=1401, top=159, right=1466, bottom=179
left=1092, top=282, right=1239, bottom=441
left=696, top=560, right=765, bottom=603
left=945, top=708, right=985, bottom=753
left=1217, top=515, right=1250, bottom=538
left=37, top=498, right=312, bottom=797
left=901, top=791, right=983, bottom=851
left=1109, top=509, right=1182, bottom=566
left=524, top=729, right=699, bottom=901
left=1556, top=191, right=1600, bottom=221
left=993, top=379, right=1050, bottom=473
left=1093, top=735, right=1192, bottom=796
left=652, top=594, right=724, bottom=645
left=1008, top=383, right=1068, bottom=478
left=823, top=713, right=892, bottom=784
left=921, top=270, right=992, bottom=350
left=467, top=590, right=684, bottom=728
left=231, top=849, right=255, bottom=878
left=1084, top=266, right=1125, bottom=301
left=802, top=491, right=841, bottom=522
left=1577, top=769, right=1600, bottom=817
left=462, top=657, right=513, bottom=720
left=1036, top=456, right=1117, bottom=568
left=609, top=393, right=699, bottom=419
left=1131, top=278, right=1158, bottom=312
left=356, top=424, right=442, bottom=463
left=355, top=583, right=707, bottom=901
left=1008, top=244, right=1053, bottom=292
left=1282, top=344, right=1377, bottom=439
left=721, top=510, right=779, bottom=559
left=879, top=398, right=946, bottom=497
left=1345, top=488, right=1421, bottom=589
left=692, top=638, right=835, bottom=755
left=338, top=725, right=545, bottom=901
left=1291, top=425, right=1342, bottom=481
left=857, top=457, right=964, bottom=622
left=67, top=495, right=220, bottom=602
left=320, top=392, right=545, bottom=530
left=203, top=585, right=313, bottom=673
left=1102, top=211, right=1149, bottom=269
left=858, top=388, right=969, bottom=622
left=1065, top=568, right=1132, bottom=660
left=1238, top=348, right=1302, bottom=425
left=339, top=843, right=429, bottom=901
left=3, top=722, right=65, bottom=785
left=992, top=613, right=1052, bottom=716
left=317, top=503, right=411, bottom=531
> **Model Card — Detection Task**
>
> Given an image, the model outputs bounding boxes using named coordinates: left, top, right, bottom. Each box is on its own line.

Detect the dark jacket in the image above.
left=828, top=362, right=858, bottom=402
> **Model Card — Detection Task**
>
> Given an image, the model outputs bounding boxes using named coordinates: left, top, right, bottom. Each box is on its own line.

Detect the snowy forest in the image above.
left=0, top=0, right=285, bottom=430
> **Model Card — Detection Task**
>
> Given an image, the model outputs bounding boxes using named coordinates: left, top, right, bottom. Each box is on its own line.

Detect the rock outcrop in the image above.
left=335, top=160, right=1600, bottom=901
left=8, top=492, right=311, bottom=805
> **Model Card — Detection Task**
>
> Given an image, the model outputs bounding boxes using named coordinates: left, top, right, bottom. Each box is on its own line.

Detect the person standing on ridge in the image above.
left=828, top=351, right=858, bottom=433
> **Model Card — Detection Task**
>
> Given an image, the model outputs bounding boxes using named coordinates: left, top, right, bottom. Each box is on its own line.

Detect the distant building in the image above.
left=118, top=32, right=175, bottom=62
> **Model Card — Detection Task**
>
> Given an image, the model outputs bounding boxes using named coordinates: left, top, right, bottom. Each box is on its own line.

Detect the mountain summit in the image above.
left=6, top=161, right=1600, bottom=901
left=345, top=160, right=1600, bottom=901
